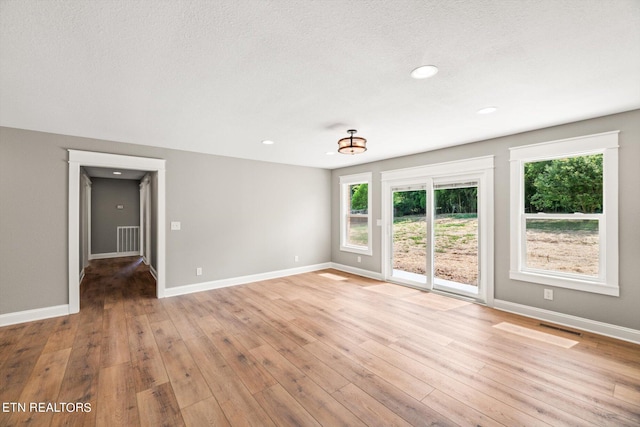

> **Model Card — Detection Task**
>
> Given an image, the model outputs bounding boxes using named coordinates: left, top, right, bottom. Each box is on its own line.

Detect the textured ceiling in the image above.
left=1, top=0, right=639, bottom=169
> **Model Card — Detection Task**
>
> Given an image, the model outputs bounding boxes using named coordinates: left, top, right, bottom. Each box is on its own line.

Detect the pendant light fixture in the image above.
left=337, top=129, right=367, bottom=154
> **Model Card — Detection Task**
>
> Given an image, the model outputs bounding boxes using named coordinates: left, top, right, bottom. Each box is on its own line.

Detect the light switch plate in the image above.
left=170, top=221, right=181, bottom=231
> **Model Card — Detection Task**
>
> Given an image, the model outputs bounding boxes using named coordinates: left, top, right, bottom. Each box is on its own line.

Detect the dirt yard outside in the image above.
left=525, top=225, right=599, bottom=277
left=392, top=215, right=599, bottom=285
left=393, top=215, right=478, bottom=285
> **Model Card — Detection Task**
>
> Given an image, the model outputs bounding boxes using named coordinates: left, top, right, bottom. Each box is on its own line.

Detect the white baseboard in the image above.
left=164, top=263, right=332, bottom=298
left=0, top=304, right=70, bottom=327
left=90, top=251, right=140, bottom=260
left=149, top=264, right=158, bottom=280
left=330, top=263, right=383, bottom=280
left=493, top=299, right=640, bottom=345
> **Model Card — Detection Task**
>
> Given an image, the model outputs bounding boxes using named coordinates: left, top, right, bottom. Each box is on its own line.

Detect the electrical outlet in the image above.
left=171, top=221, right=181, bottom=231
left=543, top=289, right=553, bottom=300
left=294, top=255, right=299, bottom=262
left=196, top=267, right=202, bottom=276
left=357, top=256, right=362, bottom=263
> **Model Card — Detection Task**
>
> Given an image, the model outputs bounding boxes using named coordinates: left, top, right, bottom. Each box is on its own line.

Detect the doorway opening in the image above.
left=68, top=150, right=166, bottom=314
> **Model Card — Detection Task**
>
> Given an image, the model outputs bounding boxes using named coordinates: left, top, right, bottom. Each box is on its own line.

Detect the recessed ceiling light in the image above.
left=262, top=140, right=274, bottom=145
left=112, top=171, right=122, bottom=175
left=410, top=65, right=438, bottom=79
left=477, top=106, right=498, bottom=114
left=326, top=151, right=335, bottom=156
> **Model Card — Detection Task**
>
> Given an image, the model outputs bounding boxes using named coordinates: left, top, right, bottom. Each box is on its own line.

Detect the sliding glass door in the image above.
left=382, top=159, right=494, bottom=304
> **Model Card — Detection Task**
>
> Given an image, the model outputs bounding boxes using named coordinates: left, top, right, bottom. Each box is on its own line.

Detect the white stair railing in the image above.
left=117, top=226, right=140, bottom=253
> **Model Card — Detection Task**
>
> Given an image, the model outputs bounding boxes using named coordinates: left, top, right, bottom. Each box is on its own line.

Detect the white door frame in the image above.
left=381, top=156, right=494, bottom=305
left=68, top=150, right=166, bottom=313
left=139, top=174, right=152, bottom=264
left=382, top=178, right=430, bottom=289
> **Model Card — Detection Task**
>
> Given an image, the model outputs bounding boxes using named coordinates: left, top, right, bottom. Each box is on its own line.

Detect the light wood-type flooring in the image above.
left=1, top=256, right=639, bottom=426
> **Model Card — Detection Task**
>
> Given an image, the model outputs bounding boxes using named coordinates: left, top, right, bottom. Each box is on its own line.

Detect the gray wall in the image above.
left=91, top=178, right=140, bottom=254
left=331, top=109, right=640, bottom=330
left=0, top=127, right=331, bottom=314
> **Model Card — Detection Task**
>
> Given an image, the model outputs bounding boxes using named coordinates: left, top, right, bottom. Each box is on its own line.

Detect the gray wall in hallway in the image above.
left=91, top=178, right=140, bottom=254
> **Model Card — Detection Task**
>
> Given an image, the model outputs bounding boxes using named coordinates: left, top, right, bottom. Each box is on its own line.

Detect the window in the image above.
left=509, top=131, right=619, bottom=296
left=340, top=173, right=372, bottom=255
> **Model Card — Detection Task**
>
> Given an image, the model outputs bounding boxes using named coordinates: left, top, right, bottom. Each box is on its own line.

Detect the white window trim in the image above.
left=509, top=131, right=619, bottom=296
left=340, top=172, right=373, bottom=256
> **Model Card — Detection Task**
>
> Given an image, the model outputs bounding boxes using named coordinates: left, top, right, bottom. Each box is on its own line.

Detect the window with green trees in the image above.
left=510, top=131, right=619, bottom=296
left=340, top=173, right=372, bottom=255
left=524, top=154, right=603, bottom=214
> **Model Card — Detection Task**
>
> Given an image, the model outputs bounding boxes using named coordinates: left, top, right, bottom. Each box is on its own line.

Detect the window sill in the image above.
left=340, top=245, right=372, bottom=256
left=509, top=270, right=619, bottom=296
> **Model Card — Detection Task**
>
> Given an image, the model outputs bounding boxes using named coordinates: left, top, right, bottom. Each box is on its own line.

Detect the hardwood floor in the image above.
left=1, top=256, right=639, bottom=426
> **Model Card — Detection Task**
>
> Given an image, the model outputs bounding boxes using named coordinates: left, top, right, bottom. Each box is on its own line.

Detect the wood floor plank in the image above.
left=479, top=364, right=637, bottom=426
left=422, top=389, right=506, bottom=427
left=209, top=331, right=277, bottom=394
left=50, top=399, right=96, bottom=427
left=159, top=340, right=212, bottom=409
left=95, top=362, right=140, bottom=427
left=254, top=383, right=322, bottom=427
left=332, top=382, right=414, bottom=427
left=360, top=339, right=555, bottom=426
left=250, top=343, right=367, bottom=427
left=614, top=383, right=640, bottom=406
left=402, top=291, right=472, bottom=311
left=0, top=341, right=46, bottom=403
left=364, top=283, right=422, bottom=297
left=304, top=340, right=457, bottom=427
left=101, top=304, right=130, bottom=367
left=161, top=298, right=205, bottom=342
left=184, top=336, right=277, bottom=427
left=57, top=319, right=102, bottom=403
left=390, top=335, right=486, bottom=373
left=302, top=327, right=435, bottom=401
left=0, top=323, right=29, bottom=369
left=136, top=382, right=184, bottom=427
left=192, top=314, right=224, bottom=338
left=281, top=345, right=350, bottom=394
left=4, top=348, right=71, bottom=426
left=126, top=314, right=169, bottom=392
left=181, top=397, right=230, bottom=427
left=42, top=316, right=80, bottom=353
left=150, top=318, right=183, bottom=353
left=493, top=321, right=579, bottom=348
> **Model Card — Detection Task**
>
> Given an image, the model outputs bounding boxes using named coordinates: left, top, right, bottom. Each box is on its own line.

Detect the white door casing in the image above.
left=68, top=150, right=166, bottom=313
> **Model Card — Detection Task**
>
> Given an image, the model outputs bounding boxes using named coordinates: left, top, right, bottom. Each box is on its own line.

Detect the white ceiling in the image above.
left=1, top=1, right=639, bottom=169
